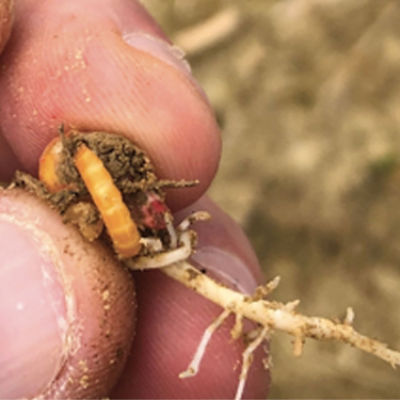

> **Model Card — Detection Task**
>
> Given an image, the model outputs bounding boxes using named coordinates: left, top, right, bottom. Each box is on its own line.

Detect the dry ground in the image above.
left=141, top=0, right=400, bottom=397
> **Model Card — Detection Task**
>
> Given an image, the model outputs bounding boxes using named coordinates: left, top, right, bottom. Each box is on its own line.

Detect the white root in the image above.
left=179, top=309, right=231, bottom=379
left=173, top=7, right=242, bottom=56
left=235, top=326, right=270, bottom=400
left=252, top=276, right=281, bottom=300
left=161, top=261, right=400, bottom=368
left=126, top=230, right=194, bottom=270
left=140, top=237, right=163, bottom=253
left=344, top=307, right=355, bottom=325
left=126, top=212, right=210, bottom=270
left=231, top=312, right=244, bottom=340
left=177, top=211, right=211, bottom=231
left=123, top=211, right=400, bottom=399
left=285, top=299, right=300, bottom=312
left=165, top=212, right=178, bottom=249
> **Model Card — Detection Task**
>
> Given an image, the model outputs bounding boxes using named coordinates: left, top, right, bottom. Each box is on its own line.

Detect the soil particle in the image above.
left=62, top=130, right=159, bottom=195
left=187, top=268, right=201, bottom=281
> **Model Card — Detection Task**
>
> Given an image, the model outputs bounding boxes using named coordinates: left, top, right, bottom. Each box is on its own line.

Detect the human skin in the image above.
left=0, top=0, right=270, bottom=398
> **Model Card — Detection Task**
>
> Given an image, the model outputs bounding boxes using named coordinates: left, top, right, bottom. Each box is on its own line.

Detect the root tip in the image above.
left=179, top=367, right=196, bottom=379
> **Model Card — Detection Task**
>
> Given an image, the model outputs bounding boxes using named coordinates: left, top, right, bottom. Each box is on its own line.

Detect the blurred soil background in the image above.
left=141, top=0, right=400, bottom=397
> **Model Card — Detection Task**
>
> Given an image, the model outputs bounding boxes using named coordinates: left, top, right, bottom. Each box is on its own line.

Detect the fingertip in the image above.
left=0, top=0, right=221, bottom=208
left=0, top=188, right=136, bottom=398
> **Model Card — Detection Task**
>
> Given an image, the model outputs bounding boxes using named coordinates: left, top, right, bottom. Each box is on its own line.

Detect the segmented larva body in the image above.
left=73, top=144, right=142, bottom=258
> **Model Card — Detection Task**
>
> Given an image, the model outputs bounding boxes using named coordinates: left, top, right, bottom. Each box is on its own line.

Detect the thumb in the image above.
left=0, top=188, right=135, bottom=399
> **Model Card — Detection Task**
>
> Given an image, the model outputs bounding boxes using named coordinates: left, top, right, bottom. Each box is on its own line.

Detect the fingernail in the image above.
left=191, top=246, right=258, bottom=294
left=0, top=219, right=66, bottom=398
left=122, top=32, right=210, bottom=103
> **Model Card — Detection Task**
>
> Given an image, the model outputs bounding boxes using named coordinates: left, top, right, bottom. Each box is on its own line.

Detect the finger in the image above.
left=0, top=1, right=20, bottom=181
left=0, top=188, right=135, bottom=399
left=0, top=0, right=221, bottom=208
left=111, top=197, right=270, bottom=399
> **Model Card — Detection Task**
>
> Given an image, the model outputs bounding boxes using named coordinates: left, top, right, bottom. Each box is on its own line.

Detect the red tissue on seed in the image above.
left=140, top=192, right=169, bottom=230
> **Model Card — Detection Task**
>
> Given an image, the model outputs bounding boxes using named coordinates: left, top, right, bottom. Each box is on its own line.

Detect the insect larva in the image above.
left=74, top=144, right=142, bottom=258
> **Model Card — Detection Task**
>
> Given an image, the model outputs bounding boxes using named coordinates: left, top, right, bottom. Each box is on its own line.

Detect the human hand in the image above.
left=0, top=0, right=269, bottom=398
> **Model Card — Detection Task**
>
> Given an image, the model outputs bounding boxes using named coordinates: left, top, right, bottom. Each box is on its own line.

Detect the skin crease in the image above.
left=0, top=0, right=270, bottom=398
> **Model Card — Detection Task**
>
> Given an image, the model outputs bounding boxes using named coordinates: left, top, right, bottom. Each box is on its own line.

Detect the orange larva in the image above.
left=73, top=144, right=142, bottom=258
